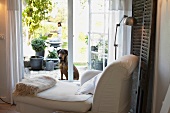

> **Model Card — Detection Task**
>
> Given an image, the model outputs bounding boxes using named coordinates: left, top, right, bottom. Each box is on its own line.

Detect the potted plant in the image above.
left=91, top=54, right=107, bottom=71
left=95, top=58, right=107, bottom=70
left=45, top=47, right=59, bottom=70
left=30, top=36, right=47, bottom=70
left=91, top=45, right=98, bottom=52
left=47, top=47, right=58, bottom=59
left=31, top=37, right=47, bottom=57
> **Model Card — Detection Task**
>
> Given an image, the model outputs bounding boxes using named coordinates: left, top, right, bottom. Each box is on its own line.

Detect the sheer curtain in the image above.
left=6, top=0, right=24, bottom=103
left=108, top=0, right=132, bottom=64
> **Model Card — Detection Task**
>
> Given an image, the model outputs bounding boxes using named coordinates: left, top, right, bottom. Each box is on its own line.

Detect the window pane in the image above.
left=91, top=0, right=110, bottom=13
left=91, top=0, right=105, bottom=12
left=91, top=14, right=104, bottom=33
left=91, top=14, right=109, bottom=34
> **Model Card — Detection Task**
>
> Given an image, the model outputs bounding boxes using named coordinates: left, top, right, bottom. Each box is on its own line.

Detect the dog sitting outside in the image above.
left=57, top=49, right=79, bottom=80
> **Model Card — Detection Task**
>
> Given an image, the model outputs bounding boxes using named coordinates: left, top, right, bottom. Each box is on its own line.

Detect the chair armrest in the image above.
left=80, top=70, right=102, bottom=86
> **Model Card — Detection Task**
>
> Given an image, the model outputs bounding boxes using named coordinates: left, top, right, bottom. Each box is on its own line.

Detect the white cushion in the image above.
left=76, top=73, right=102, bottom=95
left=37, top=81, right=92, bottom=101
left=14, top=95, right=93, bottom=113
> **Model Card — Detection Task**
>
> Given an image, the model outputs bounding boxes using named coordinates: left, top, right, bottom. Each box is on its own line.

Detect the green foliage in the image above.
left=85, top=35, right=88, bottom=44
left=61, top=41, right=68, bottom=49
left=97, top=39, right=108, bottom=53
left=40, top=35, right=48, bottom=40
left=33, top=22, right=68, bottom=42
left=79, top=0, right=88, bottom=14
left=31, top=38, right=47, bottom=52
left=79, top=32, right=88, bottom=44
left=78, top=32, right=88, bottom=44
left=78, top=32, right=86, bottom=41
left=74, top=62, right=87, bottom=66
left=22, top=0, right=53, bottom=39
left=33, top=23, right=56, bottom=39
left=49, top=8, right=66, bottom=23
left=47, top=50, right=58, bottom=58
left=48, top=1, right=67, bottom=23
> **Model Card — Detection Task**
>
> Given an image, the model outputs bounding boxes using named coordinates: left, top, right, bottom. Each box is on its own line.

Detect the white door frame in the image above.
left=68, top=0, right=73, bottom=81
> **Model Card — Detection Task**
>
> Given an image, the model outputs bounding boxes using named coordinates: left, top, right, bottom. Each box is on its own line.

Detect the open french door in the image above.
left=88, top=0, right=110, bottom=70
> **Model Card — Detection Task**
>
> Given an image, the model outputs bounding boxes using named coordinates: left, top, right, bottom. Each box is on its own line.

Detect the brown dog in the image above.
left=57, top=49, right=79, bottom=80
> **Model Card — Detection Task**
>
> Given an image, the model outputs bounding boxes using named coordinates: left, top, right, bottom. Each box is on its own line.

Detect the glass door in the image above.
left=88, top=0, right=110, bottom=70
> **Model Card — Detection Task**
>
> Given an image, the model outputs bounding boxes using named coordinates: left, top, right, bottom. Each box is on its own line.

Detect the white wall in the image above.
left=0, top=0, right=7, bottom=100
left=153, top=0, right=170, bottom=113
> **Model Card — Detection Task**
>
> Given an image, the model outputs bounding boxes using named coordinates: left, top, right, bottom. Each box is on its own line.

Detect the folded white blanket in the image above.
left=13, top=76, right=57, bottom=96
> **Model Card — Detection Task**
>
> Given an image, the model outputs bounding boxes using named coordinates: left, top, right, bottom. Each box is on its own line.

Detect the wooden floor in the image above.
left=0, top=103, right=19, bottom=113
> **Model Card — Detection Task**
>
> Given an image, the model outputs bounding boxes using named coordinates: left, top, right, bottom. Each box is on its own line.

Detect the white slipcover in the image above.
left=13, top=54, right=138, bottom=113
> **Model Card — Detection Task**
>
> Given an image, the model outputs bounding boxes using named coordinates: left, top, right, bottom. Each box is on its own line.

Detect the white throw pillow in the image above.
left=76, top=73, right=102, bottom=95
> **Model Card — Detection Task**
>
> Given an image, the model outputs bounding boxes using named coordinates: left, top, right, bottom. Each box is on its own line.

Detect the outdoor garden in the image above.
left=22, top=0, right=89, bottom=75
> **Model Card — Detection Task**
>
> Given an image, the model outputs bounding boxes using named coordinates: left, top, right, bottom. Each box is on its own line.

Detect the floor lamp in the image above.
left=114, top=15, right=136, bottom=60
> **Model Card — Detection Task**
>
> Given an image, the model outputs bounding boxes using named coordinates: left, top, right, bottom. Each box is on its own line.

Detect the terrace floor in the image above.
left=24, top=66, right=88, bottom=80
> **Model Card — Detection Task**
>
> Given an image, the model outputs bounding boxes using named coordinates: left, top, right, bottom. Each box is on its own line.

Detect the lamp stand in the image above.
left=114, top=15, right=128, bottom=60
left=114, top=24, right=120, bottom=60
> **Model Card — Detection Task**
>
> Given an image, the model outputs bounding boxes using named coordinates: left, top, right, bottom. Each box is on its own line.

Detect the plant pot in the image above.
left=36, top=50, right=45, bottom=57
left=92, top=58, right=107, bottom=71
left=95, top=61, right=103, bottom=70
left=45, top=61, right=54, bottom=71
left=30, top=56, right=44, bottom=70
left=91, top=46, right=98, bottom=52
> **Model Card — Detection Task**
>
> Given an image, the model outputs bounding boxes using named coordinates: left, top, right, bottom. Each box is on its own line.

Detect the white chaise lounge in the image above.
left=13, top=54, right=138, bottom=113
